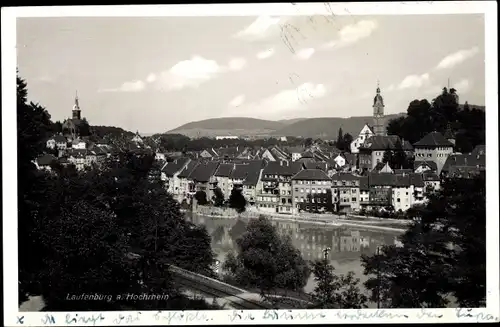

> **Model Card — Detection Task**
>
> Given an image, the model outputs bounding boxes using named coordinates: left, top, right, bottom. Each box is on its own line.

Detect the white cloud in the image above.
left=436, top=47, right=479, bottom=70
left=233, top=16, right=281, bottom=40
left=227, top=57, right=247, bottom=71
left=230, top=82, right=326, bottom=117
left=156, top=56, right=221, bottom=90
left=256, top=48, right=275, bottom=60
left=386, top=84, right=396, bottom=92
left=321, top=20, right=378, bottom=49
left=146, top=73, right=157, bottom=83
left=453, top=79, right=471, bottom=92
left=398, top=73, right=430, bottom=90
left=100, top=80, right=146, bottom=93
left=296, top=48, right=315, bottom=60
left=229, top=94, right=246, bottom=107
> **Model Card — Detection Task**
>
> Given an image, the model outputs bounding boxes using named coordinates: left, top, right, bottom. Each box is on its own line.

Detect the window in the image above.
left=312, top=181, right=316, bottom=185
left=300, top=188, right=304, bottom=193
left=295, top=188, right=299, bottom=192
left=397, top=198, right=401, bottom=202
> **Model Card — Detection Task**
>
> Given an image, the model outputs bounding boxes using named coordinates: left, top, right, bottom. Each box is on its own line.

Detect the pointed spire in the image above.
left=376, top=80, right=381, bottom=94
left=74, top=90, right=80, bottom=110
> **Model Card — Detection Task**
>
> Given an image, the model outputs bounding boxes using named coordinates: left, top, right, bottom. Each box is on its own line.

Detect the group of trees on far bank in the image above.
left=194, top=186, right=247, bottom=214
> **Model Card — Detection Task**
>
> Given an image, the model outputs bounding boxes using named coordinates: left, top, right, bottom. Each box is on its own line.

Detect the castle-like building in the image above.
left=62, top=91, right=90, bottom=140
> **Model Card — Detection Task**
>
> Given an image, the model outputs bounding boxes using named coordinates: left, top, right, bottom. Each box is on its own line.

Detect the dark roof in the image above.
left=178, top=160, right=199, bottom=178
left=214, top=163, right=234, bottom=177
left=360, top=135, right=411, bottom=151
left=409, top=173, right=425, bottom=187
left=413, top=131, right=454, bottom=148
left=331, top=173, right=360, bottom=182
left=261, top=161, right=303, bottom=178
left=37, top=154, right=57, bottom=166
left=292, top=169, right=331, bottom=181
left=303, top=161, right=328, bottom=171
left=447, top=165, right=485, bottom=178
left=243, top=164, right=262, bottom=186
left=67, top=149, right=88, bottom=157
left=216, top=147, right=241, bottom=158
left=301, top=151, right=314, bottom=158
left=414, top=160, right=438, bottom=171
left=441, top=153, right=486, bottom=173
left=342, top=153, right=356, bottom=165
left=368, top=173, right=411, bottom=187
left=162, top=157, right=190, bottom=177
left=422, top=171, right=440, bottom=181
left=359, top=176, right=369, bottom=191
left=394, top=169, right=413, bottom=175
left=189, top=161, right=219, bottom=182
left=471, top=145, right=485, bottom=156
left=53, top=135, right=67, bottom=143
left=373, top=162, right=386, bottom=172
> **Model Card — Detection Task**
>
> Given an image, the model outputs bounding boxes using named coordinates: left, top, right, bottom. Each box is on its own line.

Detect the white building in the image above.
left=215, top=135, right=239, bottom=140
left=350, top=124, right=374, bottom=154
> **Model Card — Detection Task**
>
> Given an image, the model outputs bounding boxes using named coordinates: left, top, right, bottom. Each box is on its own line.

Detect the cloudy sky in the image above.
left=17, top=14, right=485, bottom=134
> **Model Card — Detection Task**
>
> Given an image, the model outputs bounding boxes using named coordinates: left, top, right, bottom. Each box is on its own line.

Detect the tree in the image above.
left=304, top=138, right=314, bottom=148
left=361, top=175, right=486, bottom=308
left=212, top=187, right=225, bottom=207
left=310, top=260, right=368, bottom=309
left=194, top=190, right=208, bottom=205
left=228, top=187, right=247, bottom=214
left=222, top=216, right=310, bottom=301
left=336, top=128, right=344, bottom=150
left=342, top=133, right=353, bottom=152
left=382, top=145, right=393, bottom=166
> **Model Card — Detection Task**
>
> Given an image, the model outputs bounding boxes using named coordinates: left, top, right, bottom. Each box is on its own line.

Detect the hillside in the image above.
left=166, top=114, right=406, bottom=139
left=272, top=114, right=406, bottom=139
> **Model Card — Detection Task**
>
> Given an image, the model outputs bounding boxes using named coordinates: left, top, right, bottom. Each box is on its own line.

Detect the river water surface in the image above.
left=186, top=213, right=404, bottom=295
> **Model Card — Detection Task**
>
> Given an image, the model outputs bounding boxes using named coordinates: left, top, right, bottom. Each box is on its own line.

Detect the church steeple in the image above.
left=72, top=90, right=81, bottom=120
left=372, top=81, right=385, bottom=136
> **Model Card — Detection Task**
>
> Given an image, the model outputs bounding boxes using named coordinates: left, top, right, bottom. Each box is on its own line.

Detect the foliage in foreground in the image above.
left=361, top=176, right=486, bottom=308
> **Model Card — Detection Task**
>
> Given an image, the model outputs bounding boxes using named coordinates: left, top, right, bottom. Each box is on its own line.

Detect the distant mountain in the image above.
left=277, top=118, right=308, bottom=125
left=167, top=117, right=286, bottom=138
left=166, top=114, right=407, bottom=139
left=271, top=114, right=406, bottom=139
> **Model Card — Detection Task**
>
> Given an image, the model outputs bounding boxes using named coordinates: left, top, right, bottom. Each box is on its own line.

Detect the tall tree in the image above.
left=342, top=133, right=353, bottom=152
left=212, top=187, right=225, bottom=207
left=228, top=187, right=247, bottom=214
left=222, top=216, right=310, bottom=301
left=361, top=175, right=486, bottom=308
left=194, top=190, right=208, bottom=205
left=310, top=260, right=368, bottom=309
left=336, top=128, right=344, bottom=150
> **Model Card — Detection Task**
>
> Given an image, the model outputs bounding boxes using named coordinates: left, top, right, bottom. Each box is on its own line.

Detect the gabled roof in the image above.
left=409, top=173, right=425, bottom=187
left=261, top=161, right=303, bottom=178
left=214, top=163, right=234, bottom=177
left=189, top=161, right=219, bottom=182
left=360, top=135, right=401, bottom=151
left=413, top=131, right=454, bottom=148
left=292, top=169, right=331, bottom=181
left=178, top=160, right=199, bottom=178
left=162, top=157, right=190, bottom=177
left=414, top=160, right=438, bottom=171
left=37, top=154, right=57, bottom=166
left=368, top=173, right=411, bottom=187
left=441, top=153, right=486, bottom=173
left=303, top=161, right=328, bottom=171
left=471, top=145, right=485, bottom=156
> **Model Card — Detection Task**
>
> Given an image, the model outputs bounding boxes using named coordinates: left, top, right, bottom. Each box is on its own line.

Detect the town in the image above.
left=36, top=85, right=485, bottom=219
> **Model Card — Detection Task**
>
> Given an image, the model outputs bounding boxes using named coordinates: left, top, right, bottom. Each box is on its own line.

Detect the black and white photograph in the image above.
left=3, top=2, right=499, bottom=324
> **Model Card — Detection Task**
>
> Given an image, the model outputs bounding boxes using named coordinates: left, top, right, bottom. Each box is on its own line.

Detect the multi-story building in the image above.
left=177, top=161, right=200, bottom=203
left=35, top=154, right=57, bottom=171
left=331, top=173, right=361, bottom=213
left=414, top=160, right=438, bottom=173
left=413, top=131, right=454, bottom=174
left=350, top=123, right=374, bottom=154
left=291, top=169, right=332, bottom=214
left=213, top=163, right=235, bottom=197
left=256, top=160, right=303, bottom=214
left=229, top=162, right=263, bottom=205
left=358, top=135, right=414, bottom=171
left=189, top=161, right=220, bottom=201
left=161, top=157, right=191, bottom=200
left=440, top=152, right=486, bottom=179
left=359, top=176, right=370, bottom=209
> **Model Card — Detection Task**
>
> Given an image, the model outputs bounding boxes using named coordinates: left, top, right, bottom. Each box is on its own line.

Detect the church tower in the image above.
left=72, top=91, right=81, bottom=120
left=373, top=82, right=385, bottom=136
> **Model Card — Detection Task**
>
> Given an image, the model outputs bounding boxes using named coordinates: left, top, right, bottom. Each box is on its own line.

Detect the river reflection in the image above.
left=186, top=213, right=404, bottom=294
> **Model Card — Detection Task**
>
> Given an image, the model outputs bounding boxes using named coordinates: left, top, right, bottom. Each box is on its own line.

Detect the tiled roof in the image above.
left=409, top=173, right=425, bottom=187
left=37, top=154, right=57, bottom=166
left=441, top=153, right=486, bottom=173
left=303, top=161, right=328, bottom=171
left=471, top=145, right=485, bottom=156
left=178, top=160, right=199, bottom=178
left=54, top=135, right=67, bottom=143
left=360, top=135, right=399, bottom=151
left=342, top=153, right=356, bottom=165
left=422, top=171, right=440, bottom=181
left=331, top=173, right=361, bottom=182
left=301, top=151, right=314, bottom=158
left=243, top=164, right=262, bottom=186
left=368, top=173, right=411, bottom=187
left=162, top=157, right=190, bottom=177
left=292, top=169, right=331, bottom=181
left=214, top=163, right=234, bottom=177
left=414, top=160, right=438, bottom=171
left=413, top=131, right=454, bottom=148
left=261, top=161, right=303, bottom=179
left=189, top=161, right=219, bottom=182
left=284, top=146, right=305, bottom=154
left=394, top=169, right=413, bottom=175
left=359, top=176, right=369, bottom=190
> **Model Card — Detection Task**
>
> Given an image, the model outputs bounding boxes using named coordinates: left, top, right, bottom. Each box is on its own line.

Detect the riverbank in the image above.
left=189, top=210, right=408, bottom=233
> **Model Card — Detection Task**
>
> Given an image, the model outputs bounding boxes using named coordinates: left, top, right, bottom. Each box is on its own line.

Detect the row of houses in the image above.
left=160, top=140, right=485, bottom=214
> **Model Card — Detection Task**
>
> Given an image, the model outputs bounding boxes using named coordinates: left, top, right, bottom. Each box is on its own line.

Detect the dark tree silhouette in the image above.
left=228, top=187, right=247, bottom=214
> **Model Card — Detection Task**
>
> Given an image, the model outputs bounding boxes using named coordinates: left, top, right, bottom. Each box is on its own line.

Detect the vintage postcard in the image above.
left=2, top=2, right=499, bottom=326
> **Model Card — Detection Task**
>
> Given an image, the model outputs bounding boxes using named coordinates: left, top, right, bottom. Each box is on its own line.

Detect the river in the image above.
left=186, top=212, right=405, bottom=295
